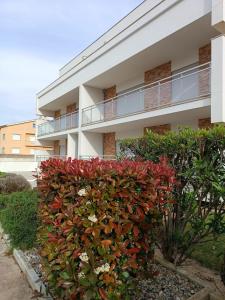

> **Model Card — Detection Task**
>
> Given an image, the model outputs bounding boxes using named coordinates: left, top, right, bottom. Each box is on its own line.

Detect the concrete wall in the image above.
left=0, top=155, right=37, bottom=172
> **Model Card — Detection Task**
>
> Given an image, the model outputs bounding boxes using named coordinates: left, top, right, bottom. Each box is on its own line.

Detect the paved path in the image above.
left=0, top=238, right=34, bottom=300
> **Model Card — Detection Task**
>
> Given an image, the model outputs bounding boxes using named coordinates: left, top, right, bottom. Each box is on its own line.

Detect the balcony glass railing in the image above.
left=79, top=155, right=116, bottom=160
left=82, top=63, right=211, bottom=126
left=37, top=111, right=79, bottom=137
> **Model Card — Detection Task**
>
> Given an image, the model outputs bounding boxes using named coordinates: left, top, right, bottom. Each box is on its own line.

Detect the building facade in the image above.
left=36, top=0, right=225, bottom=160
left=0, top=120, right=52, bottom=156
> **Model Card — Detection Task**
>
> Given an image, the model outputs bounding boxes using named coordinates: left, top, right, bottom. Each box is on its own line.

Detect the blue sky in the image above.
left=0, top=0, right=143, bottom=125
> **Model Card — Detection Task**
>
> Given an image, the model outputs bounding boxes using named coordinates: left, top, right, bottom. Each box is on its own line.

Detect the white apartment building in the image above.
left=36, top=0, right=225, bottom=160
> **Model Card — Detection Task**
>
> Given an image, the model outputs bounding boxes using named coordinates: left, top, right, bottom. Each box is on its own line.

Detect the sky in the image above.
left=0, top=0, right=143, bottom=125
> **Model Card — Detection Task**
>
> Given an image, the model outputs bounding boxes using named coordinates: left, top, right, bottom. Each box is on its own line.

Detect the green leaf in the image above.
left=60, top=271, right=70, bottom=280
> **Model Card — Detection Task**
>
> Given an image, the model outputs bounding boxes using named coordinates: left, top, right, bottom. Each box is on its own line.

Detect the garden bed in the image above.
left=131, top=263, right=202, bottom=300
left=23, top=248, right=211, bottom=300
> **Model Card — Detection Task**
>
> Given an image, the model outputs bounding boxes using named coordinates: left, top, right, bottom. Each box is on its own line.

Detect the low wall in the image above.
left=0, top=155, right=38, bottom=172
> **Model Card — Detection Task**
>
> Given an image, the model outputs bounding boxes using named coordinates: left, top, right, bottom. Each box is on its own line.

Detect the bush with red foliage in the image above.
left=38, top=158, right=175, bottom=300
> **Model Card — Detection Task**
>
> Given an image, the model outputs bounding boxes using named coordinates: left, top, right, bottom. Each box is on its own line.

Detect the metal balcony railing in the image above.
left=37, top=111, right=79, bottom=137
left=82, top=63, right=211, bottom=126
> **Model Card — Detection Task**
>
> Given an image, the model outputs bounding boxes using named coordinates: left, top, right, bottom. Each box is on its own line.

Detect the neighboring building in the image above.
left=0, top=120, right=52, bottom=156
left=36, top=0, right=225, bottom=160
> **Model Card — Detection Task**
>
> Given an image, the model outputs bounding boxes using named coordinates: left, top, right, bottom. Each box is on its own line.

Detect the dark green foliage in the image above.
left=0, top=173, right=31, bottom=194
left=0, top=194, right=9, bottom=209
left=120, top=125, right=225, bottom=265
left=0, top=190, right=38, bottom=249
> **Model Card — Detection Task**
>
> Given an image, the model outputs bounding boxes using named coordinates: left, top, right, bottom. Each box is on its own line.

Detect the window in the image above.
left=32, top=123, right=36, bottom=128
left=11, top=148, right=20, bottom=154
left=2, top=134, right=5, bottom=140
left=12, top=134, right=21, bottom=141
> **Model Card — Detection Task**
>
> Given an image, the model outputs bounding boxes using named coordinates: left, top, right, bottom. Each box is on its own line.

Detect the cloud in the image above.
left=0, top=0, right=143, bottom=124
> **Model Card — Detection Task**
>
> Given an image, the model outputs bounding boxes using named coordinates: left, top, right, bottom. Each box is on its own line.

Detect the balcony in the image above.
left=82, top=63, right=211, bottom=126
left=37, top=111, right=79, bottom=137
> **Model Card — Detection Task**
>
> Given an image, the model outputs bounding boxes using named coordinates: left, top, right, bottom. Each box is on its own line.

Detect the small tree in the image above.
left=120, top=125, right=225, bottom=265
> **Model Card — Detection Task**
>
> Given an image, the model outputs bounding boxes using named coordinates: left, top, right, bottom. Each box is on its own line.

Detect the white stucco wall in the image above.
left=212, top=0, right=225, bottom=33
left=37, top=0, right=212, bottom=108
left=115, top=128, right=143, bottom=140
left=211, top=35, right=225, bottom=123
left=78, top=131, right=103, bottom=157
left=67, top=133, right=78, bottom=158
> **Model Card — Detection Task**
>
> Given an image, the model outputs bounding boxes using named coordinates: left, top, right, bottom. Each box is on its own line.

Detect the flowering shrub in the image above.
left=38, top=158, right=175, bottom=299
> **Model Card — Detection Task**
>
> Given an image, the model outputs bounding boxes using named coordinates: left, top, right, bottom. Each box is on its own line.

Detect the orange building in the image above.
left=0, top=120, right=52, bottom=155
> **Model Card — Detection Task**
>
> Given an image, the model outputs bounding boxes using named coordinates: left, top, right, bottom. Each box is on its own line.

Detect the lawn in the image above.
left=0, top=172, right=6, bottom=178
left=190, top=234, right=225, bottom=271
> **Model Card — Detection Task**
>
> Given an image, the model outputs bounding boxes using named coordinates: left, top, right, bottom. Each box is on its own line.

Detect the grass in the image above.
left=0, top=171, right=6, bottom=178
left=190, top=234, right=225, bottom=271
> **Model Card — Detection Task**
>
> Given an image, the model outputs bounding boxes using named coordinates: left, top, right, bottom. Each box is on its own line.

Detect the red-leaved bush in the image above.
left=37, top=158, right=175, bottom=300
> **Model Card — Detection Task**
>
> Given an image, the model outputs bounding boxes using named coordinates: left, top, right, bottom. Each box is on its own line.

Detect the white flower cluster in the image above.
left=79, top=252, right=89, bottom=262
left=94, top=263, right=110, bottom=275
left=78, top=271, right=85, bottom=279
left=88, top=214, right=98, bottom=223
left=78, top=188, right=87, bottom=196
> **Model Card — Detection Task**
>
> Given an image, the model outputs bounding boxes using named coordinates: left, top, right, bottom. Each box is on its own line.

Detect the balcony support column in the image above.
left=211, top=35, right=225, bottom=123
left=212, top=0, right=225, bottom=34
left=67, top=133, right=78, bottom=159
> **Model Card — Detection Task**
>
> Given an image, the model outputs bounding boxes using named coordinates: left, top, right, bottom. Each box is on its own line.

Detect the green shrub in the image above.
left=0, top=194, right=9, bottom=209
left=0, top=190, right=38, bottom=249
left=0, top=173, right=31, bottom=194
left=38, top=158, right=175, bottom=300
left=120, top=125, right=225, bottom=265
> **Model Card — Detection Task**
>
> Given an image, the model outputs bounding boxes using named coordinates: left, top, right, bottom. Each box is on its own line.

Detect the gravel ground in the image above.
left=24, top=250, right=201, bottom=300
left=24, top=249, right=43, bottom=278
left=131, top=263, right=201, bottom=300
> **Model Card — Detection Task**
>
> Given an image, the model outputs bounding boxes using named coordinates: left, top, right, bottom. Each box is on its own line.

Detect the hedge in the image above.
left=0, top=190, right=38, bottom=249
left=38, top=158, right=175, bottom=300
left=120, top=125, right=225, bottom=265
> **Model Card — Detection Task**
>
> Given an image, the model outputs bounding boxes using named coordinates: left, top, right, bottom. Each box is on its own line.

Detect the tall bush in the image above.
left=38, top=158, right=175, bottom=300
left=120, top=125, right=225, bottom=265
